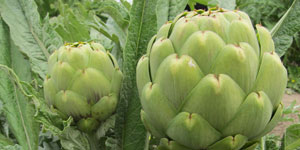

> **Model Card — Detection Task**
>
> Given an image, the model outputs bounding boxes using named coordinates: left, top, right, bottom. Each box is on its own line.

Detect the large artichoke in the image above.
left=44, top=42, right=122, bottom=132
left=137, top=9, right=287, bottom=150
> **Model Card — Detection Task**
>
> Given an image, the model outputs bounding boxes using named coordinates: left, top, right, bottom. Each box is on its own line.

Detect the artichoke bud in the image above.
left=180, top=31, right=225, bottom=74
left=222, top=11, right=241, bottom=22
left=207, top=134, right=248, bottom=150
left=157, top=138, right=191, bottom=150
left=141, top=82, right=176, bottom=133
left=54, top=90, right=90, bottom=119
left=228, top=20, right=259, bottom=55
left=182, top=74, right=245, bottom=131
left=253, top=103, right=283, bottom=139
left=48, top=50, right=58, bottom=74
left=221, top=91, right=273, bottom=139
left=146, top=35, right=157, bottom=55
left=186, top=11, right=197, bottom=18
left=252, top=52, right=287, bottom=108
left=236, top=11, right=253, bottom=25
left=242, top=142, right=260, bottom=150
left=60, top=47, right=89, bottom=69
left=140, top=110, right=165, bottom=138
left=137, top=8, right=287, bottom=149
left=193, top=15, right=228, bottom=41
left=44, top=42, right=122, bottom=132
left=43, top=77, right=57, bottom=105
left=77, top=118, right=99, bottom=133
left=110, top=68, right=123, bottom=94
left=107, top=52, right=119, bottom=68
left=90, top=42, right=105, bottom=51
left=150, top=38, right=175, bottom=79
left=211, top=43, right=259, bottom=93
left=70, top=68, right=110, bottom=104
left=156, top=22, right=172, bottom=39
left=88, top=50, right=115, bottom=80
left=169, top=18, right=199, bottom=52
left=166, top=112, right=221, bottom=149
left=91, top=93, right=117, bottom=121
left=172, top=11, right=189, bottom=23
left=136, top=56, right=151, bottom=96
left=51, top=61, right=75, bottom=90
left=154, top=54, right=203, bottom=109
left=256, top=24, right=275, bottom=58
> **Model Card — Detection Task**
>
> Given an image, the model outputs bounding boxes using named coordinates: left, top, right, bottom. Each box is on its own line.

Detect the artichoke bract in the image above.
left=44, top=42, right=122, bottom=132
left=137, top=9, right=287, bottom=150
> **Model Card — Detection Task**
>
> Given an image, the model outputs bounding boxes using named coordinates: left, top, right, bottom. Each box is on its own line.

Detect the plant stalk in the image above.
left=87, top=132, right=98, bottom=150
left=260, top=137, right=265, bottom=150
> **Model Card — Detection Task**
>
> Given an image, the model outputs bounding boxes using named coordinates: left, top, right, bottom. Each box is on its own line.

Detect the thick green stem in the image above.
left=260, top=137, right=265, bottom=150
left=144, top=132, right=151, bottom=150
left=87, top=132, right=98, bottom=150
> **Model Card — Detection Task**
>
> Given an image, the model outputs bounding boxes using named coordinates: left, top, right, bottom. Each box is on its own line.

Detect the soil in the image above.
left=270, top=92, right=300, bottom=137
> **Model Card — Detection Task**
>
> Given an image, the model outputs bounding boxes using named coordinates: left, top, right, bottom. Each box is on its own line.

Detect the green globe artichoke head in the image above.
left=137, top=9, right=287, bottom=150
left=44, top=42, right=122, bottom=132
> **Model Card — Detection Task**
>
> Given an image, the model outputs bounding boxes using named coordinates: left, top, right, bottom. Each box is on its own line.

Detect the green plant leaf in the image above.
left=271, top=0, right=300, bottom=56
left=190, top=0, right=210, bottom=5
left=283, top=124, right=300, bottom=150
left=0, top=0, right=62, bottom=79
left=0, top=133, right=14, bottom=146
left=59, top=127, right=90, bottom=150
left=115, top=0, right=158, bottom=149
left=156, top=0, right=189, bottom=30
left=93, top=0, right=130, bottom=30
left=50, top=8, right=90, bottom=43
left=0, top=144, right=22, bottom=150
left=121, top=0, right=132, bottom=11
left=0, top=17, right=39, bottom=150
left=41, top=15, right=63, bottom=54
left=208, top=0, right=236, bottom=10
left=236, top=0, right=289, bottom=29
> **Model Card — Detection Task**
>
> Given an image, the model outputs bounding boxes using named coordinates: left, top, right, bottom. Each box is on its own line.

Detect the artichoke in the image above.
left=137, top=9, right=287, bottom=150
left=44, top=42, right=122, bottom=132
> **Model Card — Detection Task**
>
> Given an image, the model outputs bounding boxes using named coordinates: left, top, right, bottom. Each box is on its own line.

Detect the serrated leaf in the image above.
left=41, top=15, right=63, bottom=54
left=0, top=17, right=39, bottom=150
left=59, top=127, right=90, bottom=150
left=283, top=124, right=300, bottom=150
left=0, top=0, right=61, bottom=79
left=96, top=115, right=115, bottom=139
left=0, top=144, right=22, bottom=150
left=156, top=0, right=189, bottom=30
left=115, top=0, right=158, bottom=149
left=208, top=0, right=236, bottom=10
left=94, top=0, right=130, bottom=30
left=271, top=0, right=300, bottom=56
left=106, top=17, right=127, bottom=50
left=50, top=9, right=90, bottom=42
left=0, top=133, right=14, bottom=146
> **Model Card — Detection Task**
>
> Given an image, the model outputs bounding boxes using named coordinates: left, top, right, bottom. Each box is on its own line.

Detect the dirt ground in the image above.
left=270, top=92, right=300, bottom=136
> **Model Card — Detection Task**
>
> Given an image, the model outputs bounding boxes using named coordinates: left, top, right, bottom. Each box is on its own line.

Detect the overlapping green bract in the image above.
left=137, top=9, right=287, bottom=150
left=44, top=42, right=122, bottom=132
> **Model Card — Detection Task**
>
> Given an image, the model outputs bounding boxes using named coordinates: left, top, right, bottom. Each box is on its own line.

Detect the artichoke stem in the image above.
left=87, top=132, right=98, bottom=150
left=144, top=132, right=151, bottom=150
left=260, top=137, right=265, bottom=150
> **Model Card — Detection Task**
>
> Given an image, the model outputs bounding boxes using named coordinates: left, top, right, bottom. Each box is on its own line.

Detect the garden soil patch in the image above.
left=271, top=93, right=300, bottom=136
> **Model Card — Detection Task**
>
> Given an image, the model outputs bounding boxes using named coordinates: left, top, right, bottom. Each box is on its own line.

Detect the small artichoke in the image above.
left=137, top=9, right=287, bottom=150
left=44, top=42, right=122, bottom=132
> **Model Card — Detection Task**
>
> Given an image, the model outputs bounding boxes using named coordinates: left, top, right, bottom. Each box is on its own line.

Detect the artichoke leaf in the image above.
left=166, top=112, right=222, bottom=149
left=222, top=91, right=273, bottom=139
left=207, top=134, right=248, bottom=150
